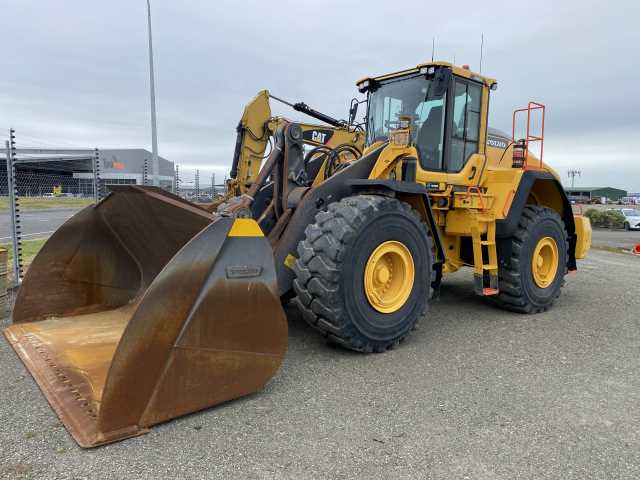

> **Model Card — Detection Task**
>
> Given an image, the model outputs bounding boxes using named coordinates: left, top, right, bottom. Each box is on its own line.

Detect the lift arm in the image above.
left=224, top=90, right=364, bottom=201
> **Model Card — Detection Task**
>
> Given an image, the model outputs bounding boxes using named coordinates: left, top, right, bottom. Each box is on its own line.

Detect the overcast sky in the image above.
left=1, top=0, right=639, bottom=190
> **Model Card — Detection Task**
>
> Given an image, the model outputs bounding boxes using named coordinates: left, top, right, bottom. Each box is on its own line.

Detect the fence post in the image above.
left=143, top=158, right=149, bottom=186
left=6, top=130, right=23, bottom=285
left=92, top=148, right=102, bottom=203
left=195, top=169, right=200, bottom=201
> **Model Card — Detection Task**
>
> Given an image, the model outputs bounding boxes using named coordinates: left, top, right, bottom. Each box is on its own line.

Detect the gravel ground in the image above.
left=1, top=249, right=639, bottom=479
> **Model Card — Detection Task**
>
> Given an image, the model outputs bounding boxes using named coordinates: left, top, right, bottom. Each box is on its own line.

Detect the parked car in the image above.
left=617, top=208, right=640, bottom=230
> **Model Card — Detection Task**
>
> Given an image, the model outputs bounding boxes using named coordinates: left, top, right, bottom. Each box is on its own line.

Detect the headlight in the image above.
left=419, top=66, right=436, bottom=75
left=357, top=80, right=370, bottom=93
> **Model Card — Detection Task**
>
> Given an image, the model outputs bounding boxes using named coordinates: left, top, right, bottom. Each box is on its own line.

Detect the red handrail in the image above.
left=512, top=102, right=545, bottom=170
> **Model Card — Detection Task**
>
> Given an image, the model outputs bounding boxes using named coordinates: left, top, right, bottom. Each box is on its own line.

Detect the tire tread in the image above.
left=493, top=205, right=569, bottom=313
left=292, top=195, right=435, bottom=352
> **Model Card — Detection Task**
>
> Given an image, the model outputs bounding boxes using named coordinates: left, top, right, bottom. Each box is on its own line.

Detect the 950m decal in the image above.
left=487, top=136, right=509, bottom=150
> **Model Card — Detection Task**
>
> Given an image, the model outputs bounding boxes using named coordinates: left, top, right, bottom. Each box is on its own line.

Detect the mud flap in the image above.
left=4, top=186, right=287, bottom=447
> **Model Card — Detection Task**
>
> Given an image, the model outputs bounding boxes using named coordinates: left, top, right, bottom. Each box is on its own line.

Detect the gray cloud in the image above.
left=1, top=0, right=638, bottom=190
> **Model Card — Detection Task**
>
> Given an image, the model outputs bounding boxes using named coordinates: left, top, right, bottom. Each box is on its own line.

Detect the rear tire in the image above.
left=494, top=205, right=568, bottom=313
left=292, top=195, right=434, bottom=352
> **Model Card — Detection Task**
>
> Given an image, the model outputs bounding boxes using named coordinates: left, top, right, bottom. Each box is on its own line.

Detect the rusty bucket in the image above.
left=4, top=186, right=287, bottom=447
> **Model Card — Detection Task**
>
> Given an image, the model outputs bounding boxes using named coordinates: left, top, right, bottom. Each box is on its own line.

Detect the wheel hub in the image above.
left=531, top=236, right=559, bottom=288
left=364, top=241, right=414, bottom=313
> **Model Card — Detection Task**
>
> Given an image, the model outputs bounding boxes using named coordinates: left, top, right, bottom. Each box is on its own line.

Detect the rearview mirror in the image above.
left=429, top=68, right=451, bottom=99
left=348, top=99, right=359, bottom=125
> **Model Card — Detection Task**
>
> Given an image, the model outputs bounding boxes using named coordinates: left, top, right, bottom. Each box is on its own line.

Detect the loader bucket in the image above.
left=4, top=186, right=287, bottom=447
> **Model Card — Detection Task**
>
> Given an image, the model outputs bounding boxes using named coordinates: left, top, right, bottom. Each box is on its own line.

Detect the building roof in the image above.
left=565, top=187, right=627, bottom=192
left=1, top=148, right=175, bottom=177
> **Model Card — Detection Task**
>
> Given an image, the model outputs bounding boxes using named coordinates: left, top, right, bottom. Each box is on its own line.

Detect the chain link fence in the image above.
left=1, top=129, right=228, bottom=314
left=173, top=166, right=225, bottom=203
left=1, top=129, right=104, bottom=312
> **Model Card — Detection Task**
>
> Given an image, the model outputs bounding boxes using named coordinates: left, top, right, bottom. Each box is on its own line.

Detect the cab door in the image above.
left=445, top=77, right=483, bottom=173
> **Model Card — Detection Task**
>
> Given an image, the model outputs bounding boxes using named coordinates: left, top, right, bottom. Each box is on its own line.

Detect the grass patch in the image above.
left=2, top=238, right=47, bottom=266
left=0, top=196, right=93, bottom=211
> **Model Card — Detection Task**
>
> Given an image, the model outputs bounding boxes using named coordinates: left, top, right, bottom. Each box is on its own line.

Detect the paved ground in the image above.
left=1, top=249, right=639, bottom=479
left=0, top=209, right=77, bottom=242
left=591, top=228, right=640, bottom=250
left=1, top=207, right=637, bottom=252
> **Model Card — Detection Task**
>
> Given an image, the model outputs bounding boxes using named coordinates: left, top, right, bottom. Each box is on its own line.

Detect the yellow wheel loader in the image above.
left=5, top=61, right=592, bottom=447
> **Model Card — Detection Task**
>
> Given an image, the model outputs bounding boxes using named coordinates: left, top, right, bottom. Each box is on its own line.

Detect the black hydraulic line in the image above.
left=323, top=144, right=362, bottom=179
left=303, top=145, right=332, bottom=167
left=229, top=121, right=243, bottom=179
left=269, top=94, right=345, bottom=128
left=292, top=102, right=344, bottom=128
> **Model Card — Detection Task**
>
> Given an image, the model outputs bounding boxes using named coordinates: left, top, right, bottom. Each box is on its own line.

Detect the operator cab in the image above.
left=358, top=62, right=496, bottom=175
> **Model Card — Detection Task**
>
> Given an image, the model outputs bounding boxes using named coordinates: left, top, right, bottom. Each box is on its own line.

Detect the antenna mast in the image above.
left=431, top=37, right=435, bottom=61
left=479, top=33, right=484, bottom=73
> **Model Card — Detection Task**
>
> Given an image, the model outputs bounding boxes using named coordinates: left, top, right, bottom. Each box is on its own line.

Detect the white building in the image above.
left=74, top=149, right=174, bottom=192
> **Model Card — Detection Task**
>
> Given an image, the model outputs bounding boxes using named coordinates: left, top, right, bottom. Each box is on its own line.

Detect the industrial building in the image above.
left=564, top=186, right=627, bottom=202
left=74, top=148, right=174, bottom=192
left=1, top=148, right=174, bottom=197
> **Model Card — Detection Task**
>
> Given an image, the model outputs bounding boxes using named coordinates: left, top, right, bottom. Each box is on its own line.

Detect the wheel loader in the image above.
left=4, top=61, right=592, bottom=447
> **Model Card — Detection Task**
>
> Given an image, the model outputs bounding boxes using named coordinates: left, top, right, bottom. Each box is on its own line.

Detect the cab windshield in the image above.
left=366, top=75, right=446, bottom=170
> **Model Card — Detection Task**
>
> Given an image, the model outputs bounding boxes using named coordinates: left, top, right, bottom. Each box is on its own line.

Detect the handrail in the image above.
left=512, top=101, right=545, bottom=170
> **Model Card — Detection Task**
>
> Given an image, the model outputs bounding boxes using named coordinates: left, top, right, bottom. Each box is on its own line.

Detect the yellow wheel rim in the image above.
left=531, top=236, right=559, bottom=288
left=364, top=240, right=415, bottom=313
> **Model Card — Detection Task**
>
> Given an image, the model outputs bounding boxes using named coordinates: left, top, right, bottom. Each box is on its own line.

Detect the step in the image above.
left=482, top=287, right=499, bottom=296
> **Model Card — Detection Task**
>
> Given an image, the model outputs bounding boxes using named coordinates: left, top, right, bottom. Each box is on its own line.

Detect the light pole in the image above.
left=146, top=0, right=159, bottom=186
left=568, top=169, right=581, bottom=188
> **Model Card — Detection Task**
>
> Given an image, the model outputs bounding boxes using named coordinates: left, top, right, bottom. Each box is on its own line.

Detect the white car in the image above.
left=619, top=208, right=640, bottom=231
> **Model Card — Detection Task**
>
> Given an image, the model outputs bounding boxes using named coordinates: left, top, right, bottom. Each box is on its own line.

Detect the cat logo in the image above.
left=311, top=131, right=327, bottom=144
left=105, top=156, right=126, bottom=170
left=302, top=128, right=334, bottom=145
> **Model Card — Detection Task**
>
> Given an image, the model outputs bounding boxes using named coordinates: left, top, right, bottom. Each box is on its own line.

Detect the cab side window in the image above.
left=414, top=96, right=445, bottom=170
left=449, top=79, right=481, bottom=172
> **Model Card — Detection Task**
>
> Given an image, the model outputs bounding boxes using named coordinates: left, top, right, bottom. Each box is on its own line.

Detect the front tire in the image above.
left=292, top=195, right=434, bottom=352
left=494, top=205, right=569, bottom=313
left=624, top=222, right=630, bottom=231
